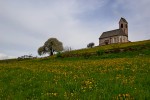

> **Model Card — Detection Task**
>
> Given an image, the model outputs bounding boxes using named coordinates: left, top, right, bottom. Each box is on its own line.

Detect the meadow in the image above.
left=0, top=40, right=150, bottom=100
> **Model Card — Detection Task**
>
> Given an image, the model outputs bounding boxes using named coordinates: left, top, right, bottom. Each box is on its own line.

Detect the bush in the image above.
left=87, top=42, right=95, bottom=48
left=56, top=52, right=63, bottom=58
left=96, top=50, right=105, bottom=56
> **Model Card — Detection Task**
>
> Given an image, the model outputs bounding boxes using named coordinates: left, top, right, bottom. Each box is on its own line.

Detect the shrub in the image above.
left=56, top=52, right=63, bottom=58
left=87, top=42, right=95, bottom=48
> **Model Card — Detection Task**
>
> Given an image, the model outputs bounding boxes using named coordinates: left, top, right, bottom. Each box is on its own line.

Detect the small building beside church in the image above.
left=99, top=17, right=129, bottom=46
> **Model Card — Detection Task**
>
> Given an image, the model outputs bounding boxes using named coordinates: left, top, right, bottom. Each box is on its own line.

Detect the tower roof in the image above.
left=119, top=17, right=128, bottom=23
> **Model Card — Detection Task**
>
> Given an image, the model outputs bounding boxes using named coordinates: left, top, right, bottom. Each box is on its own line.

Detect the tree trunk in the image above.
left=51, top=51, right=53, bottom=56
left=50, top=49, right=53, bottom=56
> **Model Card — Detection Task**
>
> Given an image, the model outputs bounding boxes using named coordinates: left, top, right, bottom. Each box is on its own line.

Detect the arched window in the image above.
left=114, top=38, right=116, bottom=43
left=126, top=24, right=128, bottom=28
left=121, top=24, right=123, bottom=28
left=123, top=37, right=125, bottom=42
left=120, top=38, right=122, bottom=43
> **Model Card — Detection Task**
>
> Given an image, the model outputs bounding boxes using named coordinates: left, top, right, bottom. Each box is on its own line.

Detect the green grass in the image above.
left=0, top=40, right=150, bottom=99
left=63, top=40, right=150, bottom=55
left=60, top=40, right=150, bottom=58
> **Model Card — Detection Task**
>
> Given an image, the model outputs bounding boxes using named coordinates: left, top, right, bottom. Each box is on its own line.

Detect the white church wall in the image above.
left=100, top=35, right=128, bottom=46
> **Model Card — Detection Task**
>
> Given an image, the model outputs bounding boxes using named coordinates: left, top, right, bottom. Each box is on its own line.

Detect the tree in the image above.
left=38, top=46, right=46, bottom=56
left=38, top=38, right=63, bottom=56
left=87, top=42, right=95, bottom=48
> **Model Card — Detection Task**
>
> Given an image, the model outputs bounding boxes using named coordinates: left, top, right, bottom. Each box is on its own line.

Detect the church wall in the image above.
left=99, top=37, right=111, bottom=46
left=99, top=36, right=128, bottom=46
left=116, top=36, right=128, bottom=43
left=111, top=36, right=119, bottom=43
left=121, top=36, right=128, bottom=42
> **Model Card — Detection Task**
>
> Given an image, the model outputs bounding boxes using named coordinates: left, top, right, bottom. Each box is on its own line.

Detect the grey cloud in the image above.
left=0, top=0, right=150, bottom=60
left=0, top=0, right=107, bottom=59
left=0, top=53, right=15, bottom=60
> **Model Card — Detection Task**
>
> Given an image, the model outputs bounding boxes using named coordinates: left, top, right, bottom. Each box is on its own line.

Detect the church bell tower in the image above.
left=119, top=17, right=128, bottom=36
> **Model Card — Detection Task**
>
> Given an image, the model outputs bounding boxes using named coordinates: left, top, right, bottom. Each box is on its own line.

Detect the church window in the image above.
left=126, top=24, right=128, bottom=28
left=123, top=37, right=125, bottom=42
left=121, top=24, right=123, bottom=28
left=114, top=38, right=116, bottom=43
left=120, top=37, right=122, bottom=43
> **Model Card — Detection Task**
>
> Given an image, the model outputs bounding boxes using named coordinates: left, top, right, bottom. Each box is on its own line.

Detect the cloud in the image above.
left=0, top=53, right=16, bottom=60
left=0, top=0, right=150, bottom=58
left=109, top=0, right=150, bottom=41
left=0, top=0, right=107, bottom=56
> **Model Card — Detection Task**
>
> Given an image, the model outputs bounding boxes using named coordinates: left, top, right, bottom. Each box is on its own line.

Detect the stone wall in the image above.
left=99, top=36, right=128, bottom=46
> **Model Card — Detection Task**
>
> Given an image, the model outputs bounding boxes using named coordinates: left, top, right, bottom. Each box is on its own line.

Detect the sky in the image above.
left=0, top=0, right=150, bottom=60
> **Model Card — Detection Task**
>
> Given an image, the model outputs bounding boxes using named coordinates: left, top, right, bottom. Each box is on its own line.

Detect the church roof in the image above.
left=99, top=29, right=127, bottom=39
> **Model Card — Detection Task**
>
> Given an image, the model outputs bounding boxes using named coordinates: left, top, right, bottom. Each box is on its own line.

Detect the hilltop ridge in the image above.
left=61, top=40, right=150, bottom=58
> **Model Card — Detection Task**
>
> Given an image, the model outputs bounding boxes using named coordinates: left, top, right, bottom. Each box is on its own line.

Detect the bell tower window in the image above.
left=126, top=24, right=128, bottom=28
left=121, top=24, right=123, bottom=28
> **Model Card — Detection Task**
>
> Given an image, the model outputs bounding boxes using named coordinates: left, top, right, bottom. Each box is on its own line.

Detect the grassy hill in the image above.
left=61, top=40, right=150, bottom=58
left=0, top=40, right=150, bottom=99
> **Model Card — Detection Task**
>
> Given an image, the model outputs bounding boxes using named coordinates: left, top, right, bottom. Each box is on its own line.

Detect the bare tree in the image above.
left=64, top=46, right=72, bottom=52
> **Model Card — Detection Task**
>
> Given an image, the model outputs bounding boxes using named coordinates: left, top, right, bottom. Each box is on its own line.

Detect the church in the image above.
left=99, top=17, right=129, bottom=46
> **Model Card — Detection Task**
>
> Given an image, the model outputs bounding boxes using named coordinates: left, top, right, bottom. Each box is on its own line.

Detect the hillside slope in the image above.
left=0, top=40, right=150, bottom=99
left=62, top=40, right=150, bottom=57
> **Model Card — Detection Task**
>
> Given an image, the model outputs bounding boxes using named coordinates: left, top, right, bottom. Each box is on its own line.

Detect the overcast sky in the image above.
left=0, top=0, right=150, bottom=59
